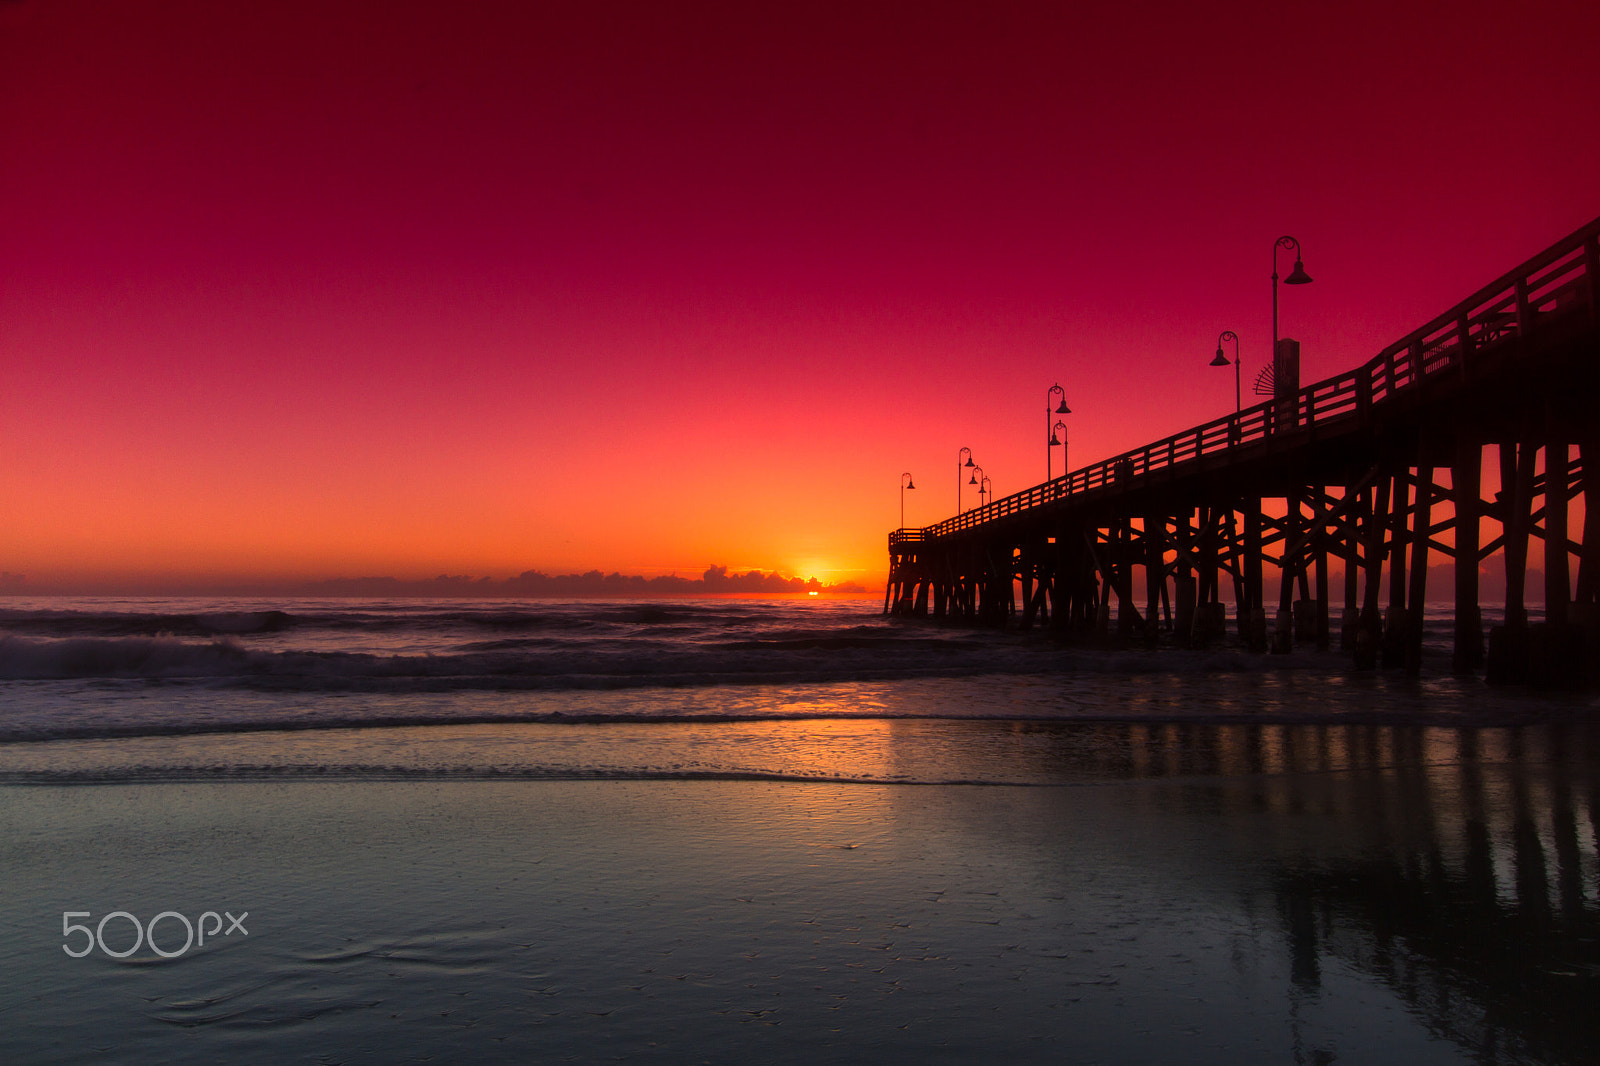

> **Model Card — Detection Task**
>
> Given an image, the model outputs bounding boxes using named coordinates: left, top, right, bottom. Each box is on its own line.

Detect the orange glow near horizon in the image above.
left=2, top=2, right=1598, bottom=594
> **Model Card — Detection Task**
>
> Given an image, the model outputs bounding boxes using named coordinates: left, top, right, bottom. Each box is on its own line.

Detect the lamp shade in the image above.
left=1285, top=259, right=1313, bottom=285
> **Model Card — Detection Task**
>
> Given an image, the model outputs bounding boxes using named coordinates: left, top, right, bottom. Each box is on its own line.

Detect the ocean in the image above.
left=2, top=596, right=1597, bottom=1063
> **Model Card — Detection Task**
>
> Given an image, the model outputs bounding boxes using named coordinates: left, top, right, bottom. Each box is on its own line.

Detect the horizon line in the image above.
left=0, top=565, right=879, bottom=598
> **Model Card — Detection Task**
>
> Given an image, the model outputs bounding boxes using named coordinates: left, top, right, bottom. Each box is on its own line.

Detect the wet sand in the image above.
left=3, top=728, right=1597, bottom=1064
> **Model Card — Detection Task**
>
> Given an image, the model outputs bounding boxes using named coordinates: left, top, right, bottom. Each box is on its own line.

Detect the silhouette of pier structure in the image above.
left=886, top=217, right=1600, bottom=682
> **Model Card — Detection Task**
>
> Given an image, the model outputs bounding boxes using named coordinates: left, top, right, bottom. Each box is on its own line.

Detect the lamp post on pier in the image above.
left=900, top=472, right=915, bottom=529
left=1272, top=236, right=1313, bottom=359
left=1046, top=384, right=1069, bottom=481
left=1211, top=330, right=1241, bottom=412
left=970, top=466, right=985, bottom=510
left=1264, top=236, right=1313, bottom=655
left=957, top=447, right=975, bottom=514
left=1051, top=420, right=1068, bottom=481
left=980, top=475, right=992, bottom=509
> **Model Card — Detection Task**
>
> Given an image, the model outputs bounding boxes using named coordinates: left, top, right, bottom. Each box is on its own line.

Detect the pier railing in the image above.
left=890, top=215, right=1600, bottom=550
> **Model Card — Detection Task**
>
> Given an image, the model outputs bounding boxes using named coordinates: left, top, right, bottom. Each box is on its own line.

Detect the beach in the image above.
left=2, top=598, right=1598, bottom=1063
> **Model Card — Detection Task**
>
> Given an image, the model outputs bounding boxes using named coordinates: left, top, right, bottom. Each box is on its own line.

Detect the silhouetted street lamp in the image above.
left=1272, top=235, right=1313, bottom=361
left=1051, top=420, right=1068, bottom=477
left=979, top=475, right=992, bottom=509
left=957, top=447, right=975, bottom=514
left=1046, top=384, right=1070, bottom=481
left=900, top=472, right=915, bottom=528
left=970, top=466, right=985, bottom=511
left=1211, top=329, right=1241, bottom=412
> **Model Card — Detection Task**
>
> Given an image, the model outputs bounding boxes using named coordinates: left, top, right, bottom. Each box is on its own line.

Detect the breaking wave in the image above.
left=3, top=597, right=1577, bottom=751
left=0, top=630, right=1020, bottom=687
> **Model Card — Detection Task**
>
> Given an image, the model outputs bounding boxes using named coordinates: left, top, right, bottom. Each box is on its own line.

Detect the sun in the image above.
left=790, top=558, right=836, bottom=583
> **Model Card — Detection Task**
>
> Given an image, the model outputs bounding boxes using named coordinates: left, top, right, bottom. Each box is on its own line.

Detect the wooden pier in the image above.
left=886, top=217, right=1600, bottom=684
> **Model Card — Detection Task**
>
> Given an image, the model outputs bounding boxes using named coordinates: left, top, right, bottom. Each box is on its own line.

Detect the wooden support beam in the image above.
left=1505, top=442, right=1536, bottom=631
left=1117, top=517, right=1139, bottom=638
left=1274, top=492, right=1302, bottom=654
left=1546, top=440, right=1570, bottom=627
left=1145, top=515, right=1163, bottom=647
left=1173, top=508, right=1195, bottom=643
left=1453, top=439, right=1484, bottom=673
left=1389, top=470, right=1410, bottom=616
left=1405, top=464, right=1434, bottom=674
left=1313, top=485, right=1331, bottom=649
left=1356, top=477, right=1390, bottom=669
left=1020, top=560, right=1036, bottom=630
left=1578, top=441, right=1598, bottom=607
left=1341, top=492, right=1361, bottom=650
left=1243, top=502, right=1266, bottom=651
left=1084, top=529, right=1113, bottom=638
left=1382, top=470, right=1410, bottom=668
left=1226, top=508, right=1246, bottom=629
left=1189, top=506, right=1220, bottom=645
left=1488, top=441, right=1537, bottom=684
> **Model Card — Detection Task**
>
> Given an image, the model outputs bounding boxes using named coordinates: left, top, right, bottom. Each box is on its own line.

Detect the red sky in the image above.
left=2, top=0, right=1597, bottom=592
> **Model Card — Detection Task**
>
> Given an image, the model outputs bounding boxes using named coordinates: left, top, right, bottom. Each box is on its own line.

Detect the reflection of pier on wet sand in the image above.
left=888, top=217, right=1600, bottom=686
left=1274, top=727, right=1599, bottom=1066
left=1038, top=720, right=1600, bottom=1065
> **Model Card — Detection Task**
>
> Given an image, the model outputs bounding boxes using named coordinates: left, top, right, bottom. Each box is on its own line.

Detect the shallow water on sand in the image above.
left=3, top=725, right=1599, bottom=1064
